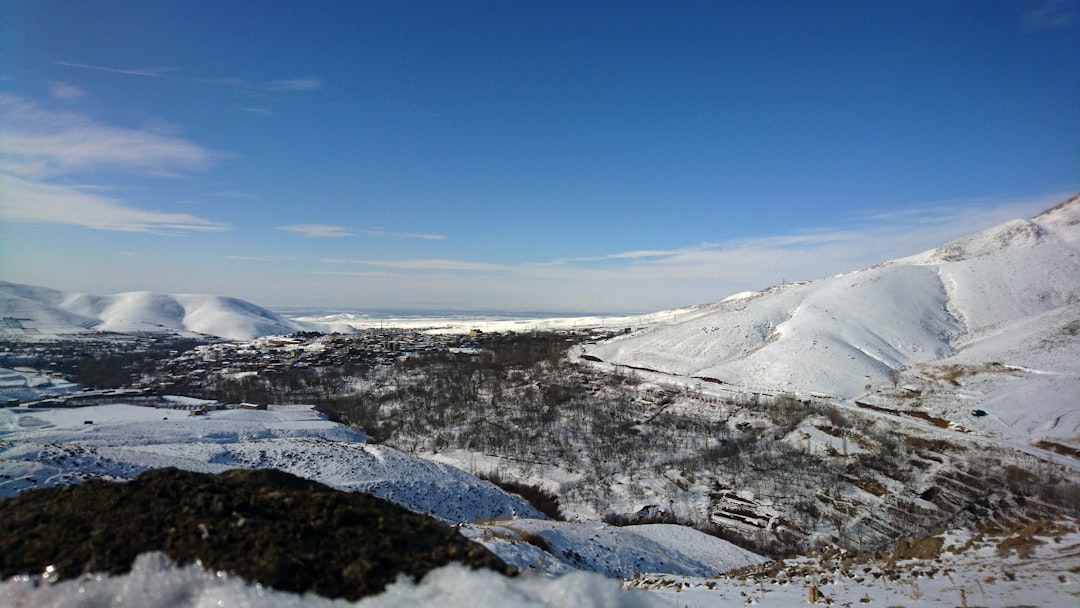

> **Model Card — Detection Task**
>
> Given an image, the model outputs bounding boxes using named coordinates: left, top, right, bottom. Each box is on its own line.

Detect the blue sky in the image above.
left=1, top=1, right=1077, bottom=313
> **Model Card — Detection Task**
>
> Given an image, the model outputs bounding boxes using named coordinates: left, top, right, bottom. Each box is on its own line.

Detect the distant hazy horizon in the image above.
left=273, top=306, right=637, bottom=319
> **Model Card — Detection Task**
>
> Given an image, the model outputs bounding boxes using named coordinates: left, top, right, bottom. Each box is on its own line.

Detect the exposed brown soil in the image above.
left=995, top=520, right=1069, bottom=558
left=0, top=468, right=514, bottom=600
left=889, top=534, right=944, bottom=564
left=853, top=401, right=962, bottom=431
left=1034, top=440, right=1080, bottom=459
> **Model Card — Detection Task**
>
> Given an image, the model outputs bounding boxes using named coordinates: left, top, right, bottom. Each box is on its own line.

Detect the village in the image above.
left=172, top=329, right=482, bottom=375
left=1, top=327, right=590, bottom=409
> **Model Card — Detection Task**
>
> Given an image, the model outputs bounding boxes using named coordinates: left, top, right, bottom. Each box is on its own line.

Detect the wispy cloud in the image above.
left=48, top=81, right=85, bottom=100
left=0, top=174, right=229, bottom=234
left=321, top=258, right=509, bottom=271
left=225, top=255, right=294, bottom=262
left=264, top=77, right=323, bottom=92
left=276, top=193, right=1072, bottom=313
left=278, top=224, right=355, bottom=238
left=275, top=224, right=447, bottom=239
left=55, top=61, right=323, bottom=94
left=364, top=228, right=447, bottom=240
left=210, top=190, right=255, bottom=199
left=548, top=231, right=858, bottom=267
left=69, top=184, right=148, bottom=193
left=53, top=61, right=179, bottom=78
left=0, top=95, right=217, bottom=178
left=218, top=77, right=323, bottom=93
left=730, top=230, right=861, bottom=248
left=539, top=195, right=1066, bottom=288
left=0, top=95, right=227, bottom=235
left=1022, top=0, right=1078, bottom=32
left=550, top=245, right=709, bottom=265
left=242, top=107, right=273, bottom=117
left=309, top=270, right=401, bottom=279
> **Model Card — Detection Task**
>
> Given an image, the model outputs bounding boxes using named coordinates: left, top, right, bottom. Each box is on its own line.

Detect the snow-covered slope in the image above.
left=0, top=282, right=302, bottom=340
left=0, top=403, right=544, bottom=523
left=580, top=195, right=1080, bottom=445
left=462, top=519, right=766, bottom=578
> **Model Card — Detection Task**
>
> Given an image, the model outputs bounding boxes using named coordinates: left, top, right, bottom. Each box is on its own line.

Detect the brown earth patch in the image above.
left=847, top=477, right=890, bottom=497
left=889, top=534, right=944, bottom=565
left=1034, top=440, right=1080, bottom=459
left=919, top=362, right=1019, bottom=386
left=996, top=520, right=1072, bottom=557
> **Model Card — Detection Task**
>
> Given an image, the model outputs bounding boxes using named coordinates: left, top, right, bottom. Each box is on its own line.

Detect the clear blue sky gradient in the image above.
left=2, top=1, right=1078, bottom=312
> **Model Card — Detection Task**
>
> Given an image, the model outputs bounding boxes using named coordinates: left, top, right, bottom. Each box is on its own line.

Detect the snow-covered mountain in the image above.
left=580, top=194, right=1080, bottom=446
left=0, top=282, right=303, bottom=340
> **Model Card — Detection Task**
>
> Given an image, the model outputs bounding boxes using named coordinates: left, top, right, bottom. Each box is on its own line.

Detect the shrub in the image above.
left=479, top=472, right=563, bottom=521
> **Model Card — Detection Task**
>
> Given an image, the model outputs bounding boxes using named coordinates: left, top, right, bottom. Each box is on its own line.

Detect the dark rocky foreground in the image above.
left=0, top=468, right=515, bottom=600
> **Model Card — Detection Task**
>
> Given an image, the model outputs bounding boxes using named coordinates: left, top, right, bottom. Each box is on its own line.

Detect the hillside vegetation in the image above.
left=158, top=330, right=1080, bottom=557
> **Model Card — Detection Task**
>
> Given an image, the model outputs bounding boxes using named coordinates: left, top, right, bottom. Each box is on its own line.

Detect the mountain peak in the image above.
left=917, top=218, right=1044, bottom=264
left=1034, top=192, right=1080, bottom=228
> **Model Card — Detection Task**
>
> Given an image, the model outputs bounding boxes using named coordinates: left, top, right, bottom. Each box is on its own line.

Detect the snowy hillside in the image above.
left=579, top=195, right=1080, bottom=447
left=0, top=282, right=303, bottom=340
left=0, top=403, right=543, bottom=523
left=0, top=400, right=777, bottom=590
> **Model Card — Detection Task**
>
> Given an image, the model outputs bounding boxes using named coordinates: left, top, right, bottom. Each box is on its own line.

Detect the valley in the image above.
left=2, top=196, right=1079, bottom=605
